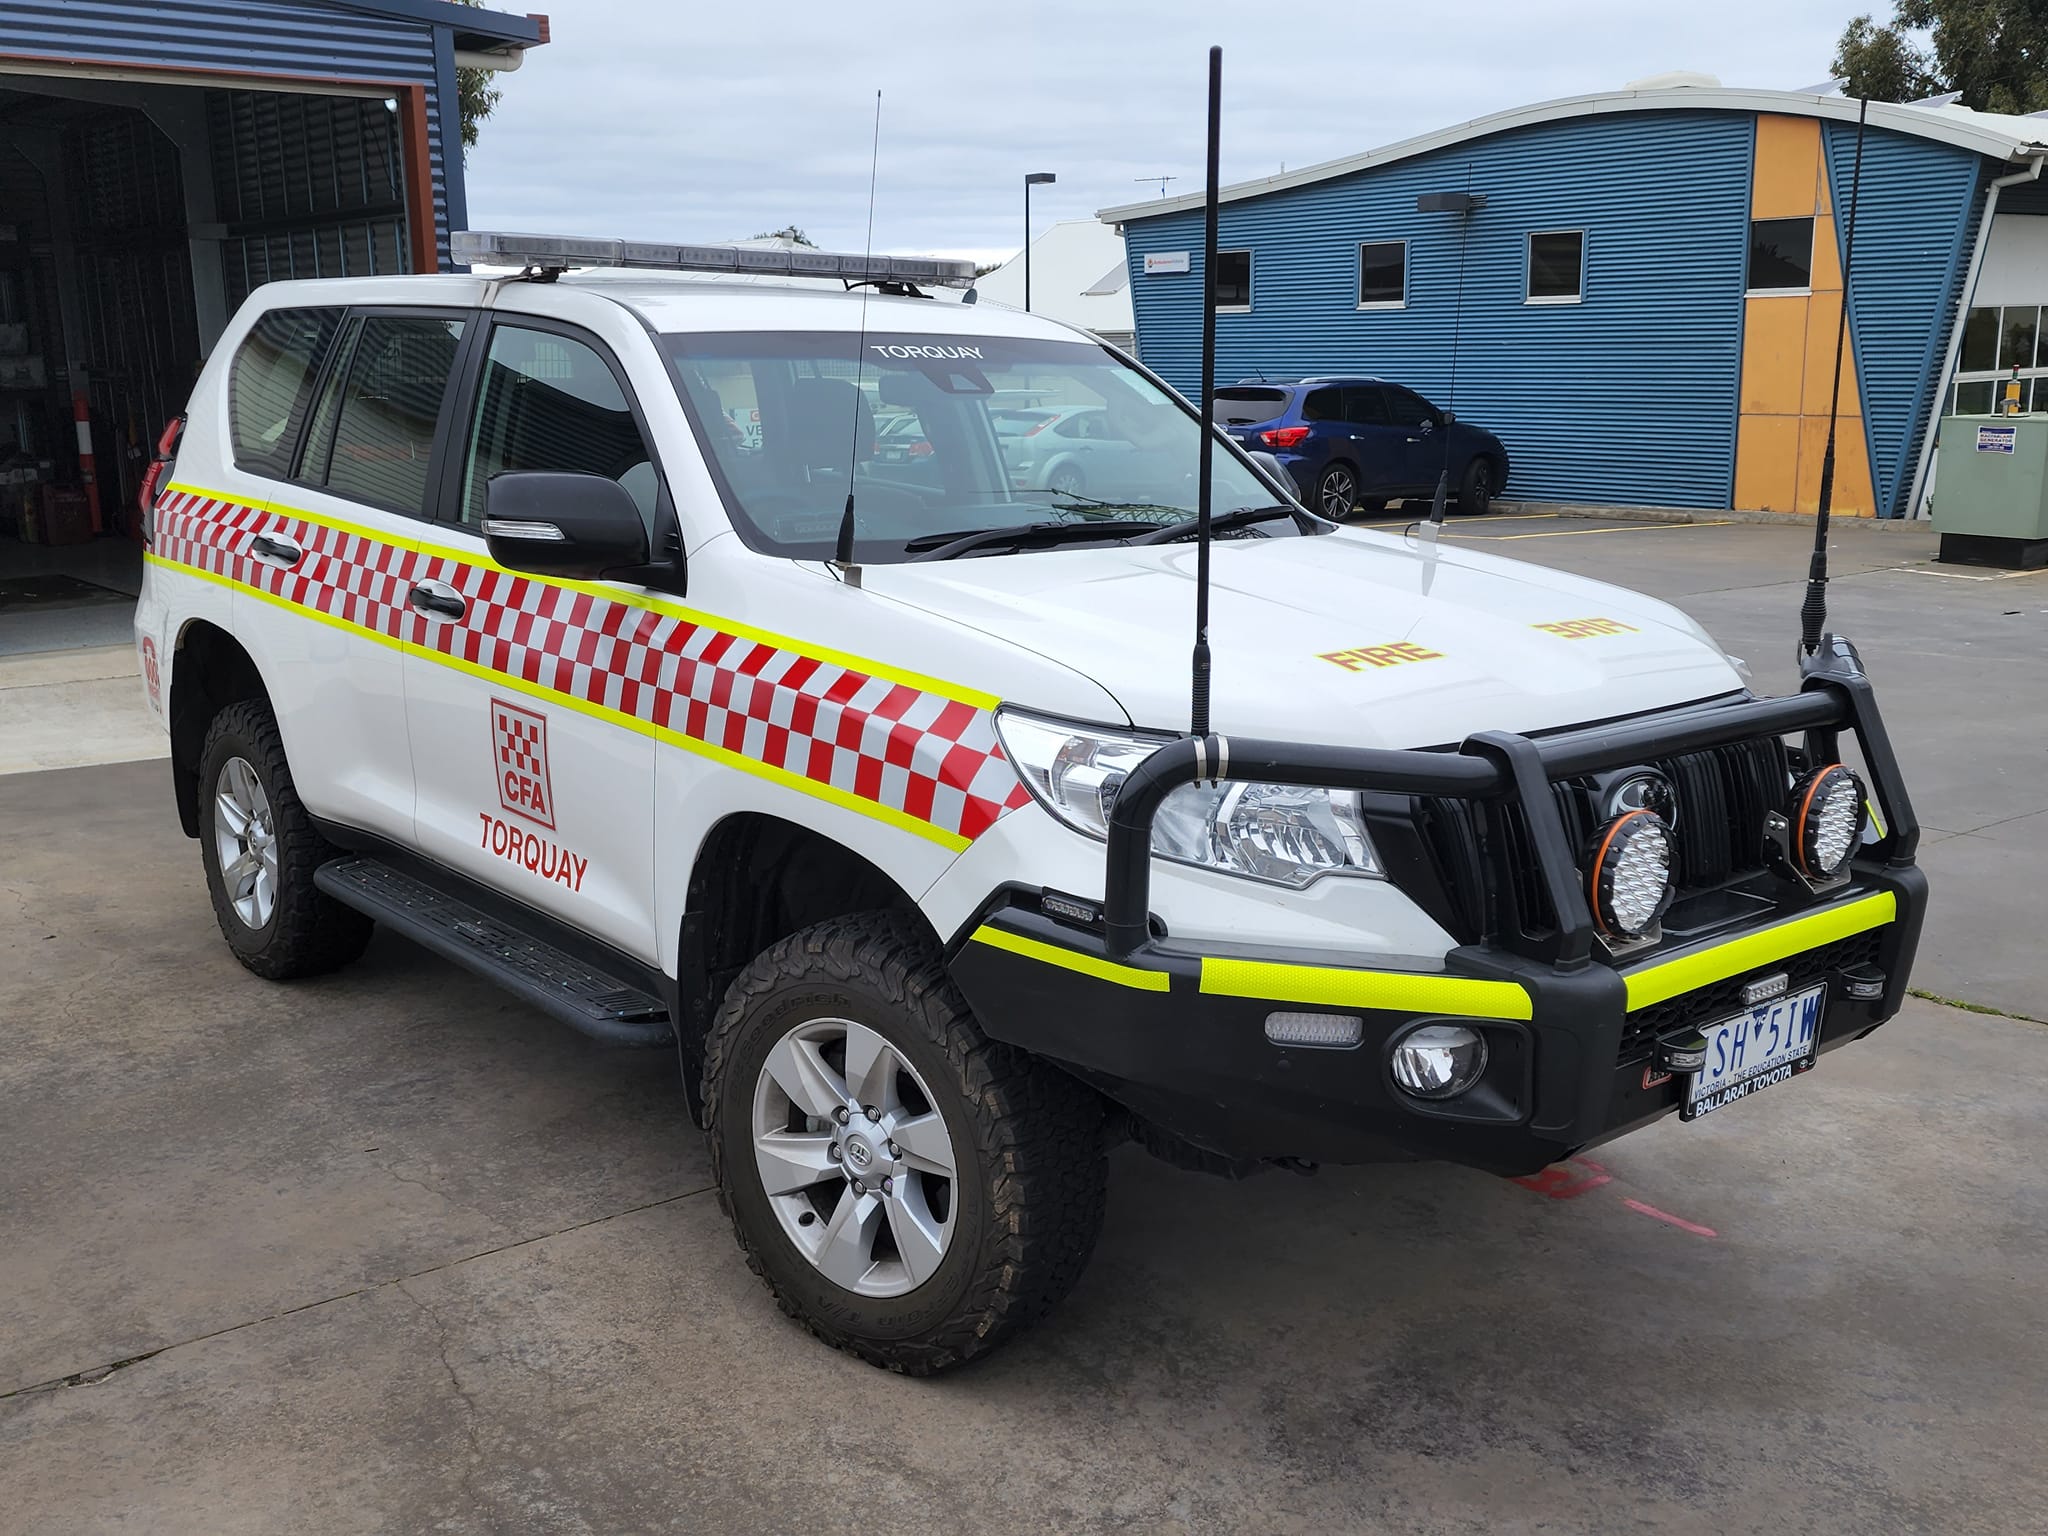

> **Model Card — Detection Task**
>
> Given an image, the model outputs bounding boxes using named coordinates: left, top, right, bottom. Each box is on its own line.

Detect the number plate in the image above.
left=1681, top=982, right=1827, bottom=1122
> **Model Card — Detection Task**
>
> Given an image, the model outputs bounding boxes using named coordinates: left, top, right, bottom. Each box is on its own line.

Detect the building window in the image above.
left=1748, top=217, right=1814, bottom=293
left=1358, top=241, right=1406, bottom=307
left=1214, top=249, right=1251, bottom=310
left=1948, top=304, right=2047, bottom=416
left=1527, top=230, right=1584, bottom=303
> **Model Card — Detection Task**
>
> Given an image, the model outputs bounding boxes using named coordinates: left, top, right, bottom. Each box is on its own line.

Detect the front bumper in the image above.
left=947, top=636, right=1929, bottom=1177
left=949, top=866, right=1925, bottom=1177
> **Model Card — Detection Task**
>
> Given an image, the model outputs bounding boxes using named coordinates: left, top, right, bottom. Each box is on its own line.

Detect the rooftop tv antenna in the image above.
left=1136, top=174, right=1180, bottom=199
left=1190, top=47, right=1222, bottom=737
left=1801, top=95, right=1867, bottom=655
left=832, top=89, right=883, bottom=588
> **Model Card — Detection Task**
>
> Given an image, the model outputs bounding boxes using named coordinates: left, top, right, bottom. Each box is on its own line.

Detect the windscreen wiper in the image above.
left=906, top=519, right=1164, bottom=562
left=1127, top=504, right=1307, bottom=544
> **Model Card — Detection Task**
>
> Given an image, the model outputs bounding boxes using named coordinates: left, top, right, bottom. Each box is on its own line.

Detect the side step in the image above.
left=314, top=857, right=673, bottom=1047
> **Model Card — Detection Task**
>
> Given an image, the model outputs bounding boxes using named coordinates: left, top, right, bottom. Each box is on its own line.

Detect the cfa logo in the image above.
left=1533, top=617, right=1640, bottom=640
left=491, top=698, right=556, bottom=829
left=1318, top=641, right=1444, bottom=672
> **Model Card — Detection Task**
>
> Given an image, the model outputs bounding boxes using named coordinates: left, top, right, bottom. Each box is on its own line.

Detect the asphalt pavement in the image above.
left=3, top=515, right=2044, bottom=1534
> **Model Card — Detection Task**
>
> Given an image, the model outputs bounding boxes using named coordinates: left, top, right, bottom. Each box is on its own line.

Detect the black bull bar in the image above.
left=1101, top=637, right=1920, bottom=961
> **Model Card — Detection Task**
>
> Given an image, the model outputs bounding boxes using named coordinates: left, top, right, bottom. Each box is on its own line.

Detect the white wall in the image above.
left=1972, top=214, right=2048, bottom=306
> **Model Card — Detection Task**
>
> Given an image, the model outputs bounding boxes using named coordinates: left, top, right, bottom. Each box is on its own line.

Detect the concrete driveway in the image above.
left=4, top=516, right=2045, bottom=1533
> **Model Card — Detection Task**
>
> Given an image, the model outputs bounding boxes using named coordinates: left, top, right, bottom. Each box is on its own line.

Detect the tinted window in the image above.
left=1342, top=385, right=1390, bottom=425
left=1528, top=230, right=1584, bottom=301
left=1961, top=307, right=1999, bottom=372
left=2001, top=307, right=2040, bottom=373
left=1214, top=249, right=1251, bottom=308
left=1386, top=386, right=1440, bottom=428
left=461, top=325, right=656, bottom=528
left=228, top=307, right=342, bottom=475
left=1358, top=242, right=1405, bottom=305
left=304, top=314, right=465, bottom=516
left=1211, top=387, right=1286, bottom=425
left=1301, top=387, right=1344, bottom=423
left=1748, top=217, right=1813, bottom=292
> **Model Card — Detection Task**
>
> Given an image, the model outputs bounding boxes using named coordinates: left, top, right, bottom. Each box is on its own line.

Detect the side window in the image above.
left=1748, top=217, right=1814, bottom=293
left=1301, top=386, right=1344, bottom=423
left=1342, top=385, right=1390, bottom=425
left=1052, top=412, right=1090, bottom=439
left=1213, top=249, right=1252, bottom=310
left=1387, top=387, right=1440, bottom=429
left=461, top=324, right=656, bottom=528
left=303, top=313, right=467, bottom=517
left=228, top=307, right=342, bottom=475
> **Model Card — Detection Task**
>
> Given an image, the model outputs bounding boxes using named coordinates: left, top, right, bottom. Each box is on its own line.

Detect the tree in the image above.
left=450, top=0, right=501, bottom=158
left=1832, top=1, right=2048, bottom=114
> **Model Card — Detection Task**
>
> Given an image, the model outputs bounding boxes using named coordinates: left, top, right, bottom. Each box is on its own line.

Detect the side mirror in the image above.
left=483, top=471, right=653, bottom=582
left=1246, top=448, right=1305, bottom=498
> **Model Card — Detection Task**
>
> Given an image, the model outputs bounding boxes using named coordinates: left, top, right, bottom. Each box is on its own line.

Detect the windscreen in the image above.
left=662, top=331, right=1280, bottom=561
left=1210, top=387, right=1288, bottom=426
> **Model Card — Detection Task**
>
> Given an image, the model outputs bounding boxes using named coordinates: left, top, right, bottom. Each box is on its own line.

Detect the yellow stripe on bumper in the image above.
left=969, top=926, right=1172, bottom=992
left=1199, top=958, right=1534, bottom=1020
left=1623, top=891, right=1897, bottom=1011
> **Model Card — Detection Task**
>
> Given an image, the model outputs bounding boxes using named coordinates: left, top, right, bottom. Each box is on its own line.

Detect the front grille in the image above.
left=1416, top=734, right=1791, bottom=944
left=1617, top=929, right=1885, bottom=1065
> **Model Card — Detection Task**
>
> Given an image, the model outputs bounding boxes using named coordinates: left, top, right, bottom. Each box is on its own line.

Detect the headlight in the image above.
left=995, top=711, right=1381, bottom=888
left=1587, top=809, right=1674, bottom=940
left=1790, top=763, right=1864, bottom=879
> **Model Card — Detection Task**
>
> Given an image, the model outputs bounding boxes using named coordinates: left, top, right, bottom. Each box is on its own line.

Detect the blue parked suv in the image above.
left=1211, top=377, right=1509, bottom=521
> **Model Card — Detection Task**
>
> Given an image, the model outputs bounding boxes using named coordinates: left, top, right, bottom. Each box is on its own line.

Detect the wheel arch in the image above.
left=673, top=811, right=934, bottom=1123
left=168, top=619, right=271, bottom=838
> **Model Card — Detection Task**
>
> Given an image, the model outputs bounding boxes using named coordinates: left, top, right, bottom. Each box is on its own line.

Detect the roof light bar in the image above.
left=451, top=230, right=978, bottom=288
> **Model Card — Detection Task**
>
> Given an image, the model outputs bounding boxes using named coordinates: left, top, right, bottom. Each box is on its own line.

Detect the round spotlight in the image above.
left=1389, top=1022, right=1488, bottom=1100
left=1587, top=809, right=1675, bottom=940
left=1791, top=763, right=1865, bottom=879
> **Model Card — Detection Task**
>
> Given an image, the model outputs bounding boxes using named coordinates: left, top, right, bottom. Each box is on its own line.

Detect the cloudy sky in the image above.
left=464, top=0, right=1860, bottom=265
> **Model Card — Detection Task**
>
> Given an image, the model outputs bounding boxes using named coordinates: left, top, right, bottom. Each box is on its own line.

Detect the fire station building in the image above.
left=1103, top=82, right=2048, bottom=519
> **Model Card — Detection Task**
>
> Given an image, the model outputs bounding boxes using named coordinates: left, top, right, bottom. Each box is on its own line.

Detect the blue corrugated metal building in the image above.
left=1102, top=86, right=2048, bottom=519
left=0, top=0, right=542, bottom=529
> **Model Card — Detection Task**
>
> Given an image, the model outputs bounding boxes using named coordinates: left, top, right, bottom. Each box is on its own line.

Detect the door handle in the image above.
left=248, top=532, right=303, bottom=568
left=407, top=580, right=467, bottom=621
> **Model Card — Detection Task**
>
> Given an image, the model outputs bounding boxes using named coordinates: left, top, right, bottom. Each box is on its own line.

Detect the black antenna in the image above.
left=1190, top=45, right=1222, bottom=739
left=1801, top=96, right=1867, bottom=655
left=834, top=89, right=883, bottom=584
left=1427, top=164, right=1476, bottom=533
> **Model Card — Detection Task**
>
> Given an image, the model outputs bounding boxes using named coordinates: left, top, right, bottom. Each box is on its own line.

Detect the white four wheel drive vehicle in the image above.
left=134, top=232, right=1928, bottom=1374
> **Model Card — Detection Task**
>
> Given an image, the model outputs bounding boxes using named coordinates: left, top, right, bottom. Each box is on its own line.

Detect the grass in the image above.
left=1909, top=987, right=2046, bottom=1026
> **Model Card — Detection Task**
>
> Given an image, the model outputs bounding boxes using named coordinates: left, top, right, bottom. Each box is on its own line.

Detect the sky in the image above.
left=462, top=0, right=1860, bottom=267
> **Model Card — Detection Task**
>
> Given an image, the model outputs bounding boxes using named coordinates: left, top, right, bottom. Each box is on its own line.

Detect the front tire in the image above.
left=197, top=698, right=372, bottom=979
left=1457, top=456, right=1498, bottom=515
left=704, top=912, right=1107, bottom=1374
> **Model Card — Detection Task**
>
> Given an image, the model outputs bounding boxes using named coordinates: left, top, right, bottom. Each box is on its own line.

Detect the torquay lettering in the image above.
left=869, top=343, right=985, bottom=361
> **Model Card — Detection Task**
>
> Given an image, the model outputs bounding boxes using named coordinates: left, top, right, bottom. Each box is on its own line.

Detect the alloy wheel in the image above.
left=750, top=1016, right=959, bottom=1297
left=212, top=755, right=279, bottom=930
left=1320, top=467, right=1356, bottom=518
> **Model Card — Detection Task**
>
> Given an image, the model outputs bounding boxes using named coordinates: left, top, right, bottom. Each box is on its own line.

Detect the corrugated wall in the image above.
left=0, top=0, right=453, bottom=268
left=1823, top=123, right=1987, bottom=517
left=1120, top=111, right=1755, bottom=508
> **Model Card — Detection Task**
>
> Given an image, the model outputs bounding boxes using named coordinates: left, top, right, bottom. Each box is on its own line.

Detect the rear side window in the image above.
left=1211, top=387, right=1286, bottom=425
left=1342, top=385, right=1390, bottom=424
left=228, top=307, right=342, bottom=475
left=1301, top=387, right=1345, bottom=422
left=302, top=314, right=467, bottom=517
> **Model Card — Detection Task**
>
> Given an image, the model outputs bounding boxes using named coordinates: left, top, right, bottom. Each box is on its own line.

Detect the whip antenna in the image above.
left=1190, top=44, right=1222, bottom=738
left=833, top=89, right=883, bottom=586
left=1801, top=95, right=1867, bottom=655
left=1426, top=163, right=1476, bottom=542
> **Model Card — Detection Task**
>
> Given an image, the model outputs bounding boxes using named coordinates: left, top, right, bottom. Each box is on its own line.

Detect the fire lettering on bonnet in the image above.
left=477, top=813, right=589, bottom=891
left=1533, top=617, right=1640, bottom=639
left=1317, top=641, right=1444, bottom=672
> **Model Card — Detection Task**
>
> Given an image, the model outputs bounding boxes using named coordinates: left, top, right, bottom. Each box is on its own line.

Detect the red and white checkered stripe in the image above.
left=152, top=489, right=1031, bottom=844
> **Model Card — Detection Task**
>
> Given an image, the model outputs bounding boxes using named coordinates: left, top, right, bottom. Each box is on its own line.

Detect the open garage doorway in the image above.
left=0, top=71, right=424, bottom=659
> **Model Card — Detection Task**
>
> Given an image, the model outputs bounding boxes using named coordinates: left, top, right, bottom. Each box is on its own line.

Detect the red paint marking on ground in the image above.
left=1569, top=1156, right=1607, bottom=1176
left=1511, top=1163, right=1613, bottom=1200
left=1621, top=1198, right=1718, bottom=1238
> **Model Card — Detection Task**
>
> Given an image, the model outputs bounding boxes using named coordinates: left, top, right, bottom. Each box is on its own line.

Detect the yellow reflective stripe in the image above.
left=160, top=482, right=999, bottom=710
left=1623, top=891, right=1897, bottom=1011
left=969, top=926, right=1171, bottom=992
left=1199, top=958, right=1534, bottom=1020
left=147, top=550, right=972, bottom=853
left=1865, top=799, right=1888, bottom=839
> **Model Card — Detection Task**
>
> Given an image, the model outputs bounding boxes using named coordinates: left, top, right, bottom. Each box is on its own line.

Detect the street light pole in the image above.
left=1024, top=171, right=1056, bottom=312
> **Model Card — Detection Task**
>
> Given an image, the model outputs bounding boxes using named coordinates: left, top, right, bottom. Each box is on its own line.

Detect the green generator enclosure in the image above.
left=1932, top=415, right=2048, bottom=568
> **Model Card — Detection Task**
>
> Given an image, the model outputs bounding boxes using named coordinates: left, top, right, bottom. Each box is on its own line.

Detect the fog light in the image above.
left=1588, top=809, right=1675, bottom=940
left=1265, top=1011, right=1364, bottom=1049
left=1389, top=1022, right=1488, bottom=1100
left=1791, top=764, right=1865, bottom=879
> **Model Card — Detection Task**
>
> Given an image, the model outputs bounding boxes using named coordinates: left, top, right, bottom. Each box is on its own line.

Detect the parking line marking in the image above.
left=1621, top=1198, right=1718, bottom=1238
